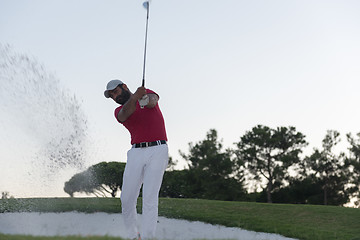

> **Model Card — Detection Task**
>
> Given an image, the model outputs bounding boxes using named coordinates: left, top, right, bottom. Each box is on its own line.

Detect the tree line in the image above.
left=64, top=125, right=360, bottom=207
left=64, top=161, right=125, bottom=197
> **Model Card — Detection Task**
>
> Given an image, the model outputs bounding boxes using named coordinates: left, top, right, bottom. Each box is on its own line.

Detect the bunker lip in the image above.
left=0, top=212, right=298, bottom=240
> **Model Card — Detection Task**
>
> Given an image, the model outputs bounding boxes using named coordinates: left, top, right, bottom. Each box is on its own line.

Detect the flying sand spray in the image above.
left=139, top=1, right=151, bottom=108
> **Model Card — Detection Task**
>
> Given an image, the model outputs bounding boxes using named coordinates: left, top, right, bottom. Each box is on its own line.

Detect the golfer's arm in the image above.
left=146, top=93, right=159, bottom=108
left=117, top=97, right=138, bottom=122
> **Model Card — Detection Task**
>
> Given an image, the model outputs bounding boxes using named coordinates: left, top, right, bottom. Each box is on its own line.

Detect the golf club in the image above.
left=139, top=1, right=150, bottom=108
left=142, top=1, right=150, bottom=87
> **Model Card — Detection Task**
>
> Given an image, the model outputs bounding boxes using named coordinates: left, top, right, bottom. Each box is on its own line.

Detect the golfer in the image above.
left=104, top=79, right=168, bottom=240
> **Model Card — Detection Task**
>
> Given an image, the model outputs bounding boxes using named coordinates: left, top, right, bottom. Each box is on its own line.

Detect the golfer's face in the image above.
left=108, top=86, right=123, bottom=100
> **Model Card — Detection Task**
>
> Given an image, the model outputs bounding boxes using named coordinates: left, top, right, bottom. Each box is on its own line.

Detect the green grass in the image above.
left=0, top=198, right=360, bottom=240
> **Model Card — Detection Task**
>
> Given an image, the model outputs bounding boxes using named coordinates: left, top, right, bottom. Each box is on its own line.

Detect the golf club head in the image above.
left=143, top=1, right=149, bottom=9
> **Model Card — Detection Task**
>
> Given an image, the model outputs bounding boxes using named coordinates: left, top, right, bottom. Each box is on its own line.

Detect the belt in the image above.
left=133, top=140, right=167, bottom=148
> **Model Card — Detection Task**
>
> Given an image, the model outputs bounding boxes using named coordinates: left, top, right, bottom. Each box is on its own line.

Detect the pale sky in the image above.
left=1, top=0, right=360, bottom=197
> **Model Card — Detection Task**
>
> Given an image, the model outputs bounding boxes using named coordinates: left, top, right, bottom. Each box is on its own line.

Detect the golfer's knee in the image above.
left=121, top=192, right=136, bottom=208
left=143, top=198, right=158, bottom=211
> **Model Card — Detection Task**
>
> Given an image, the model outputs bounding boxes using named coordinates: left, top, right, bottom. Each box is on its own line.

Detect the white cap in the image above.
left=104, top=79, right=123, bottom=98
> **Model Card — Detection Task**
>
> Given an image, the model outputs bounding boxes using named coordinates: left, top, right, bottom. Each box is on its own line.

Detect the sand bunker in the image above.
left=0, top=212, right=297, bottom=240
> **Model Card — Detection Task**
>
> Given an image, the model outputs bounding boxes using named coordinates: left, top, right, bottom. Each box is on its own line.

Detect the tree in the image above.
left=347, top=133, right=360, bottom=178
left=346, top=133, right=360, bottom=206
left=302, top=130, right=353, bottom=205
left=166, top=156, right=178, bottom=171
left=64, top=170, right=99, bottom=197
left=182, top=129, right=235, bottom=177
left=91, top=162, right=125, bottom=197
left=179, top=129, right=246, bottom=201
left=234, top=125, right=307, bottom=203
left=64, top=161, right=125, bottom=197
left=346, top=132, right=360, bottom=206
left=262, top=177, right=323, bottom=204
left=1, top=191, right=14, bottom=199
left=160, top=170, right=192, bottom=198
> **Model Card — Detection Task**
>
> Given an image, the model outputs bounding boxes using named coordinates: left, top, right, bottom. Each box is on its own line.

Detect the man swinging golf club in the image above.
left=104, top=2, right=168, bottom=239
left=104, top=80, right=168, bottom=240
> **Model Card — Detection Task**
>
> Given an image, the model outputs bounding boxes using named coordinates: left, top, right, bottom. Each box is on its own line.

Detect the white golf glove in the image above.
left=139, top=94, right=149, bottom=108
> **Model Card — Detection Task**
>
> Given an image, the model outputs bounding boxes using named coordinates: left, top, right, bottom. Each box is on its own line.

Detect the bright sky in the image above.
left=1, top=0, right=360, bottom=197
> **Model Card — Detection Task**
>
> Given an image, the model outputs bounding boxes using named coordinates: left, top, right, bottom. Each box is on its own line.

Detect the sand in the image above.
left=0, top=212, right=297, bottom=240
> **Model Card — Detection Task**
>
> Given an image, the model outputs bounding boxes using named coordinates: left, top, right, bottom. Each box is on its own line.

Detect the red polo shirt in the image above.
left=114, top=89, right=167, bottom=145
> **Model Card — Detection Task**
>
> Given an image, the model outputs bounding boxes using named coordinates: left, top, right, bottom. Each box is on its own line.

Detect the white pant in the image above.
left=121, top=144, right=169, bottom=239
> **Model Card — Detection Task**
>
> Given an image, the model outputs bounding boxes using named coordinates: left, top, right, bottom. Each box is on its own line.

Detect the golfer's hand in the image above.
left=133, top=87, right=147, bottom=100
left=117, top=86, right=147, bottom=122
left=139, top=95, right=149, bottom=108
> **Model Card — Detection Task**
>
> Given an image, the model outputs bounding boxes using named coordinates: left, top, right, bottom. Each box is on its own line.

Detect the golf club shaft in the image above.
left=142, top=2, right=150, bottom=87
